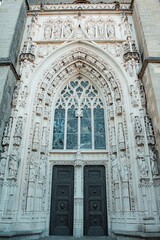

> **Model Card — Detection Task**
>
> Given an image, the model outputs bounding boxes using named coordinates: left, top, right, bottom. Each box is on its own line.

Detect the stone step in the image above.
left=39, top=236, right=116, bottom=240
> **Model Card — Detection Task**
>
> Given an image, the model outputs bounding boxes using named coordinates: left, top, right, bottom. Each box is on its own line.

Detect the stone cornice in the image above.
left=0, top=58, right=20, bottom=80
left=28, top=3, right=132, bottom=12
left=138, top=57, right=160, bottom=79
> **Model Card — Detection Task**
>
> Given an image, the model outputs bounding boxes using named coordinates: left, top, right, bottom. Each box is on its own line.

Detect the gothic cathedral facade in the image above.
left=0, top=0, right=160, bottom=239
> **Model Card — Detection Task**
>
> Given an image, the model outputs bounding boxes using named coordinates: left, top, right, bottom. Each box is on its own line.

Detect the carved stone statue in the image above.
left=118, top=122, right=125, bottom=150
left=41, top=127, right=47, bottom=153
left=0, top=147, right=7, bottom=178
left=38, top=160, right=46, bottom=182
left=63, top=20, right=73, bottom=38
left=130, top=85, right=139, bottom=107
left=86, top=20, right=95, bottom=38
left=111, top=154, right=120, bottom=182
left=38, top=45, right=48, bottom=58
left=28, top=13, right=41, bottom=37
left=137, top=148, right=148, bottom=177
left=54, top=19, right=62, bottom=39
left=19, top=86, right=29, bottom=108
left=120, top=12, right=132, bottom=39
left=107, top=19, right=115, bottom=39
left=14, top=117, right=23, bottom=137
left=134, top=116, right=143, bottom=136
left=12, top=85, right=19, bottom=107
left=8, top=147, right=20, bottom=178
left=2, top=117, right=13, bottom=146
left=144, top=115, right=156, bottom=146
left=13, top=116, right=23, bottom=146
left=97, top=19, right=104, bottom=38
left=32, top=122, right=40, bottom=151
left=29, top=160, right=38, bottom=181
left=119, top=153, right=129, bottom=181
left=111, top=127, right=117, bottom=153
left=149, top=149, right=159, bottom=176
left=20, top=59, right=34, bottom=79
left=44, top=26, right=52, bottom=39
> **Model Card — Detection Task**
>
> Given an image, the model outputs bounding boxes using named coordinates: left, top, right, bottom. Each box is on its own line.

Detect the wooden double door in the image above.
left=50, top=165, right=107, bottom=236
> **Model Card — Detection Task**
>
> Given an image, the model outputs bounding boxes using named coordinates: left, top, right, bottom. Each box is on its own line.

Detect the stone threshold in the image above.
left=39, top=237, right=116, bottom=240
left=113, top=230, right=160, bottom=238
left=0, top=229, right=44, bottom=237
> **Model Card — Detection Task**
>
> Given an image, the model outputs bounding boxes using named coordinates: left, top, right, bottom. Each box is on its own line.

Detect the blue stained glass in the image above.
left=67, top=108, right=75, bottom=118
left=70, top=81, right=78, bottom=88
left=77, top=87, right=83, bottom=92
left=53, top=79, right=106, bottom=150
left=94, top=134, right=106, bottom=149
left=81, top=119, right=91, bottom=133
left=53, top=108, right=65, bottom=149
left=94, top=108, right=104, bottom=118
left=94, top=108, right=106, bottom=149
left=81, top=107, right=92, bottom=149
left=67, top=119, right=78, bottom=133
left=81, top=81, right=89, bottom=88
left=66, top=108, right=78, bottom=149
left=67, top=133, right=78, bottom=149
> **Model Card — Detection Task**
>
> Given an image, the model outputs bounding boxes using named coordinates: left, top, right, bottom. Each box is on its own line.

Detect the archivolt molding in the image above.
left=17, top=42, right=135, bottom=167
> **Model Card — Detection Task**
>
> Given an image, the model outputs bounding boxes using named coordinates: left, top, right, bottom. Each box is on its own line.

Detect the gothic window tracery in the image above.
left=52, top=77, right=106, bottom=150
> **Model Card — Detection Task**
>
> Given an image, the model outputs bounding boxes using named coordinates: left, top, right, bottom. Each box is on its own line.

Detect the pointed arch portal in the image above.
left=43, top=42, right=124, bottom=237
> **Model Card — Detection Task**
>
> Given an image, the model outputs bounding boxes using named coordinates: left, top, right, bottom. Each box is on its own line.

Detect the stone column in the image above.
left=73, top=152, right=84, bottom=238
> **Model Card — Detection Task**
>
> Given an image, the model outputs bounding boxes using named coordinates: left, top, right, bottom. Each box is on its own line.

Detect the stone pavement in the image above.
left=39, top=236, right=116, bottom=240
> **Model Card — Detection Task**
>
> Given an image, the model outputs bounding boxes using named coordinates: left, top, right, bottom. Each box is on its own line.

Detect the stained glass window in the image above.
left=52, top=77, right=106, bottom=150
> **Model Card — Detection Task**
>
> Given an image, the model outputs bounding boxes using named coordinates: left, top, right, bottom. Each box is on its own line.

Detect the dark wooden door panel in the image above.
left=50, top=165, right=74, bottom=236
left=84, top=165, right=108, bottom=236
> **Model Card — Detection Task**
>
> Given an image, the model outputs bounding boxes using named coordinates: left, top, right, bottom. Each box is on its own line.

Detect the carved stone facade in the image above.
left=0, top=1, right=160, bottom=240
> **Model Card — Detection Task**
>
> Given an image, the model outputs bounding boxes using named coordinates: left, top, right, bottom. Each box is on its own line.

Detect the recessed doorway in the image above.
left=50, top=165, right=74, bottom=235
left=84, top=165, right=108, bottom=236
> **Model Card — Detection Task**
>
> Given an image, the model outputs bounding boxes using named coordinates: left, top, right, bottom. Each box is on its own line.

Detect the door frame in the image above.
left=49, top=165, right=74, bottom=236
left=84, top=165, right=108, bottom=236
left=49, top=152, right=110, bottom=237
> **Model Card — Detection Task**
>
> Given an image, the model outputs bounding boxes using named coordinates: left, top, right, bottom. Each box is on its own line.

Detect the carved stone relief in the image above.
left=8, top=146, right=21, bottom=179
left=144, top=115, right=156, bottom=146
left=118, top=122, right=125, bottom=151
left=2, top=117, right=13, bottom=147
left=136, top=147, right=148, bottom=177
left=32, top=122, right=40, bottom=151
left=149, top=148, right=159, bottom=176
left=13, top=116, right=23, bottom=146
left=20, top=60, right=35, bottom=80
left=0, top=146, right=8, bottom=178
left=134, top=116, right=144, bottom=146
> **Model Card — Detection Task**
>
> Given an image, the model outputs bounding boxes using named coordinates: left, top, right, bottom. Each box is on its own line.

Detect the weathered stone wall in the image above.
left=0, top=0, right=26, bottom=149
left=133, top=0, right=160, bottom=154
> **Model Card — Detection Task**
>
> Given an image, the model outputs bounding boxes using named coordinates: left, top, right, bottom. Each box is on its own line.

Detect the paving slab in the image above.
left=39, top=236, right=116, bottom=240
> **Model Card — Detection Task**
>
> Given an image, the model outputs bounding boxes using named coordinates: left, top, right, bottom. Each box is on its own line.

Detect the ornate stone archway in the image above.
left=18, top=42, right=137, bottom=236
left=1, top=30, right=160, bottom=240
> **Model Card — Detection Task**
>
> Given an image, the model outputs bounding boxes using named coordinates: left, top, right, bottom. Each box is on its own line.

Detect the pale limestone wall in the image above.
left=133, top=0, right=160, bottom=154
left=0, top=0, right=26, bottom=149
left=133, top=0, right=160, bottom=58
left=143, top=64, right=160, bottom=166
left=0, top=67, right=16, bottom=150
